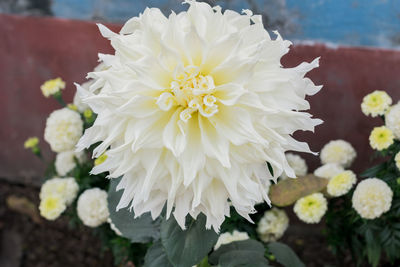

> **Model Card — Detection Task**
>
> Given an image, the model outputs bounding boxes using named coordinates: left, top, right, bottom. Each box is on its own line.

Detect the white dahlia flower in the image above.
left=44, top=108, right=83, bottom=153
left=280, top=153, right=308, bottom=180
left=257, top=208, right=289, bottom=242
left=327, top=170, right=357, bottom=197
left=214, top=230, right=249, bottom=250
left=386, top=102, right=400, bottom=139
left=55, top=150, right=86, bottom=176
left=76, top=1, right=322, bottom=231
left=294, top=193, right=327, bottom=224
left=352, top=178, right=393, bottom=219
left=314, top=163, right=344, bottom=179
left=73, top=81, right=92, bottom=113
left=40, top=177, right=79, bottom=205
left=320, top=140, right=356, bottom=168
left=77, top=188, right=110, bottom=227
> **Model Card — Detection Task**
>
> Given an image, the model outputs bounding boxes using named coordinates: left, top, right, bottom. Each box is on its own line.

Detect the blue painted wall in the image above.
left=51, top=0, right=400, bottom=48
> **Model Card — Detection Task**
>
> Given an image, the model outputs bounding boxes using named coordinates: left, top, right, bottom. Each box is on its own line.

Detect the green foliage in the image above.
left=326, top=136, right=400, bottom=266
left=209, top=240, right=271, bottom=267
left=160, top=214, right=218, bottom=267
left=267, top=242, right=305, bottom=267
left=108, top=177, right=162, bottom=243
left=144, top=242, right=174, bottom=267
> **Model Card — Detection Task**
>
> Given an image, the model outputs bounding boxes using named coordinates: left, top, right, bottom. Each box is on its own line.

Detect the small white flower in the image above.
left=294, top=193, right=327, bottom=224
left=40, top=177, right=79, bottom=205
left=39, top=194, right=66, bottom=220
left=55, top=150, right=86, bottom=176
left=257, top=208, right=289, bottom=242
left=386, top=102, right=400, bottom=139
left=395, top=152, right=400, bottom=171
left=352, top=178, right=393, bottom=219
left=214, top=230, right=249, bottom=250
left=44, top=108, right=83, bottom=153
left=320, top=140, right=356, bottom=168
left=40, top=78, right=66, bottom=98
left=314, top=163, right=344, bottom=179
left=361, top=90, right=392, bottom=117
left=280, top=153, right=308, bottom=180
left=77, top=188, right=110, bottom=227
left=327, top=170, right=357, bottom=197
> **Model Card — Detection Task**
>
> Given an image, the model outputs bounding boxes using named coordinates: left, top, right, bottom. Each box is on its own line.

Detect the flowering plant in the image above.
left=324, top=91, right=400, bottom=267
left=23, top=1, right=326, bottom=266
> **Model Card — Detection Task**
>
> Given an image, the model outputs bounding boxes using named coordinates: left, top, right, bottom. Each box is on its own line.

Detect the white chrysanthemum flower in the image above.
left=77, top=188, right=110, bottom=227
left=39, top=194, right=66, bottom=220
left=214, top=230, right=249, bottom=250
left=294, top=193, right=327, bottom=224
left=44, top=108, right=83, bottom=153
left=257, top=208, right=289, bottom=242
left=352, top=178, right=393, bottom=219
left=327, top=170, right=357, bottom=197
left=320, top=140, right=356, bottom=168
left=369, top=126, right=394, bottom=151
left=395, top=152, right=400, bottom=171
left=40, top=77, right=66, bottom=98
left=280, top=153, right=308, bottom=180
left=76, top=1, right=322, bottom=231
left=55, top=150, right=86, bottom=176
left=386, top=102, right=400, bottom=139
left=107, top=217, right=122, bottom=236
left=314, top=163, right=344, bottom=179
left=40, top=177, right=79, bottom=205
left=361, top=90, right=392, bottom=117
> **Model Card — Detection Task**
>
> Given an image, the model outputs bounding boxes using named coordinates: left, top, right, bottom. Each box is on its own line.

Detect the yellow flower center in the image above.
left=156, top=66, right=218, bottom=122
left=43, top=196, right=59, bottom=211
left=95, top=153, right=108, bottom=166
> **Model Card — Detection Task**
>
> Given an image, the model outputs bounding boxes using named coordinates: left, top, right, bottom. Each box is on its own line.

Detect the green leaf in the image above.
left=365, top=228, right=381, bottom=267
left=209, top=240, right=271, bottom=267
left=361, top=163, right=386, bottom=178
left=108, top=177, right=161, bottom=243
left=144, top=242, right=173, bottom=267
left=267, top=242, right=305, bottom=267
left=161, top=214, right=218, bottom=267
left=197, top=257, right=212, bottom=267
left=269, top=175, right=328, bottom=207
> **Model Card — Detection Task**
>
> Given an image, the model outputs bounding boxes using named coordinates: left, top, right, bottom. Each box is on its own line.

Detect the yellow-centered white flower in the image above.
left=257, top=208, right=289, bottom=242
left=320, top=140, right=356, bottom=168
left=76, top=1, right=322, bottom=231
left=352, top=178, right=393, bottom=219
left=314, top=163, right=344, bottom=179
left=386, top=102, right=400, bottom=139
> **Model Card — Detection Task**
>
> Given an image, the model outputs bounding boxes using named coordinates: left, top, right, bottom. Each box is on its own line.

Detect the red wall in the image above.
left=1, top=14, right=400, bottom=185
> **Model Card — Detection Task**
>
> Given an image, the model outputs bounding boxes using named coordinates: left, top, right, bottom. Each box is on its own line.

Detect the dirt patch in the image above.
left=0, top=180, right=113, bottom=267
left=0, top=179, right=351, bottom=267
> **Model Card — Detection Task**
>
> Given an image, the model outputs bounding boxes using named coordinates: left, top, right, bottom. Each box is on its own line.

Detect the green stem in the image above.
left=53, top=91, right=66, bottom=107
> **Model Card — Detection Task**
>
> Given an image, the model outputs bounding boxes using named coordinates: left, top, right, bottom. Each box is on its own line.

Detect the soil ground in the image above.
left=0, top=180, right=352, bottom=267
